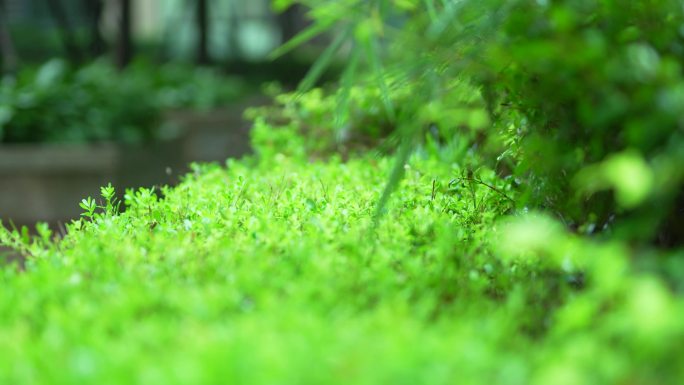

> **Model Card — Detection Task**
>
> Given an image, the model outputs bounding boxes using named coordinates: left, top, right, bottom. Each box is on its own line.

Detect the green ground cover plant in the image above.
left=2, top=0, right=684, bottom=383
left=1, top=122, right=683, bottom=383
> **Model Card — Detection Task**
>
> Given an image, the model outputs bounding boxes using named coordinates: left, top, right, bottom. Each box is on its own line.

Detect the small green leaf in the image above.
left=269, top=21, right=335, bottom=59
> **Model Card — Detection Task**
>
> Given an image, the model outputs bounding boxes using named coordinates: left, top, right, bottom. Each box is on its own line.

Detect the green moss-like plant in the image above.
left=1, top=121, right=683, bottom=383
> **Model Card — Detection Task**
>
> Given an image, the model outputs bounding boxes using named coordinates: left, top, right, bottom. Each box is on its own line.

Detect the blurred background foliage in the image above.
left=2, top=0, right=302, bottom=65
left=0, top=0, right=331, bottom=144
left=0, top=59, right=248, bottom=143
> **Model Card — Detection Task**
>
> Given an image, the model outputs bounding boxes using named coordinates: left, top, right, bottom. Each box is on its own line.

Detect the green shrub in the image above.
left=143, top=61, right=248, bottom=112
left=276, top=0, right=684, bottom=246
left=0, top=59, right=248, bottom=143
left=0, top=59, right=155, bottom=143
left=462, top=0, right=684, bottom=246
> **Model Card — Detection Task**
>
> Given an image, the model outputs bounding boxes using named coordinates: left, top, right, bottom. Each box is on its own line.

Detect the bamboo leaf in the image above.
left=334, top=46, right=361, bottom=130
left=269, top=20, right=335, bottom=59
left=423, top=0, right=438, bottom=22
left=427, top=0, right=464, bottom=39
left=297, top=25, right=353, bottom=93
left=363, top=36, right=396, bottom=121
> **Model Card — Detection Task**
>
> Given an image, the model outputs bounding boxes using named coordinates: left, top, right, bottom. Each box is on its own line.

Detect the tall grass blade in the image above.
left=373, top=122, right=417, bottom=223
left=424, top=0, right=438, bottom=22
left=334, top=46, right=361, bottom=130
left=297, top=25, right=353, bottom=93
left=364, top=36, right=396, bottom=121
left=427, top=0, right=464, bottom=39
left=269, top=20, right=335, bottom=59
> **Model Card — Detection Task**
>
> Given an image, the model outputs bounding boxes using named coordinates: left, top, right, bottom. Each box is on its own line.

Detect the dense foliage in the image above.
left=273, top=0, right=684, bottom=246
left=2, top=130, right=683, bottom=382
left=0, top=60, right=248, bottom=143
left=2, top=0, right=684, bottom=383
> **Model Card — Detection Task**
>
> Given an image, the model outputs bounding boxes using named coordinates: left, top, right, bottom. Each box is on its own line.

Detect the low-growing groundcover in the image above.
left=1, top=135, right=684, bottom=384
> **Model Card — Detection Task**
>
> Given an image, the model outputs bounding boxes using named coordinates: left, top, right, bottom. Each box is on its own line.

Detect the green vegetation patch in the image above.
left=0, top=60, right=248, bottom=143
left=1, top=144, right=683, bottom=383
left=3, top=1, right=684, bottom=381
